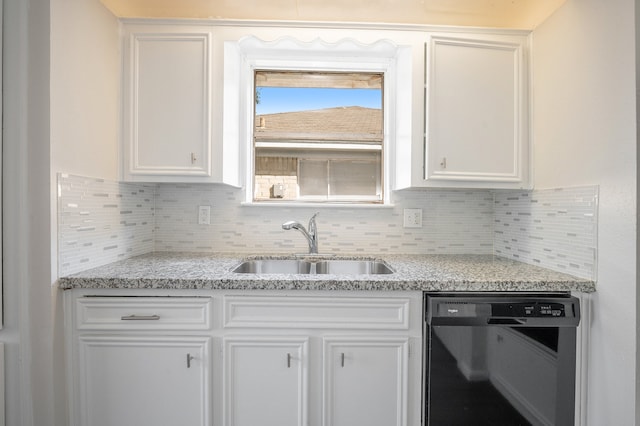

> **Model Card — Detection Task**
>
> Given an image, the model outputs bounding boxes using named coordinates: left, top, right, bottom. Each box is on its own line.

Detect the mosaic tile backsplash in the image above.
left=494, top=186, right=598, bottom=280
left=58, top=174, right=155, bottom=275
left=57, top=174, right=598, bottom=281
left=153, top=186, right=494, bottom=255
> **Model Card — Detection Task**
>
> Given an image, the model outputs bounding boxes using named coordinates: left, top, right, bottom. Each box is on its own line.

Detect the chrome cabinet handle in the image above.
left=120, top=314, right=160, bottom=321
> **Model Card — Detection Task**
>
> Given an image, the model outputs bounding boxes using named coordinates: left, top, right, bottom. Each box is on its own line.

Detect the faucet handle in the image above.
left=309, top=212, right=319, bottom=228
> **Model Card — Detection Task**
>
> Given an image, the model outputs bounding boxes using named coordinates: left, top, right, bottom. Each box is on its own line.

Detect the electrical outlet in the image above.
left=198, top=205, right=211, bottom=225
left=403, top=208, right=422, bottom=228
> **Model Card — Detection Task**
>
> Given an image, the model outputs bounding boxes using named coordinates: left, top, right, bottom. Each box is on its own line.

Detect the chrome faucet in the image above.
left=282, top=212, right=319, bottom=254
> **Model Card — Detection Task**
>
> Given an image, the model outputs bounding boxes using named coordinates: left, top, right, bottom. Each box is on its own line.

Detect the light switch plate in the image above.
left=198, top=205, right=211, bottom=225
left=403, top=208, right=422, bottom=228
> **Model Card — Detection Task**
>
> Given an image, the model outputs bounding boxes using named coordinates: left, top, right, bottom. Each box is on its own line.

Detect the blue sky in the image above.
left=255, top=87, right=382, bottom=115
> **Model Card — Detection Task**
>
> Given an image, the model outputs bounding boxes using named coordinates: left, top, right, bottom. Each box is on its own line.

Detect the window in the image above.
left=253, top=71, right=383, bottom=203
left=223, top=36, right=412, bottom=203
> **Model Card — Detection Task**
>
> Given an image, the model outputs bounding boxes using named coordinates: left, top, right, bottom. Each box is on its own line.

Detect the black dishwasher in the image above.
left=423, top=293, right=580, bottom=426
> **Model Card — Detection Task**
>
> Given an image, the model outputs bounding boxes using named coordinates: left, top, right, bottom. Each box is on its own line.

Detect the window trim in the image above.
left=223, top=36, right=412, bottom=206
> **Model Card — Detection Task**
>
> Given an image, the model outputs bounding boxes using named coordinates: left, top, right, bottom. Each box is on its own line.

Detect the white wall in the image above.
left=532, top=0, right=637, bottom=424
left=51, top=0, right=120, bottom=181
left=2, top=0, right=53, bottom=424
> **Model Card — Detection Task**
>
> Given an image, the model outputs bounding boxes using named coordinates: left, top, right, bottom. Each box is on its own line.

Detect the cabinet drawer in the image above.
left=223, top=295, right=410, bottom=330
left=75, top=297, right=211, bottom=330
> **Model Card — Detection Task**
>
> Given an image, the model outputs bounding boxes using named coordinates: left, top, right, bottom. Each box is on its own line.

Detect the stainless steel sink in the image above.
left=232, top=258, right=394, bottom=275
left=232, top=259, right=312, bottom=274
left=315, top=259, right=394, bottom=275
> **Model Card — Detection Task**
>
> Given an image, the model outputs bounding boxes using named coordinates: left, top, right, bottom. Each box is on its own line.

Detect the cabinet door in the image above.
left=124, top=30, right=212, bottom=178
left=425, top=35, right=528, bottom=187
left=77, top=336, right=211, bottom=426
left=224, top=337, right=309, bottom=426
left=323, top=337, right=409, bottom=426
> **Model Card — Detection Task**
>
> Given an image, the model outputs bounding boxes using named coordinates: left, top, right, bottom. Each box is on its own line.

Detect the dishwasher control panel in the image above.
left=426, top=294, right=580, bottom=327
left=492, top=302, right=567, bottom=317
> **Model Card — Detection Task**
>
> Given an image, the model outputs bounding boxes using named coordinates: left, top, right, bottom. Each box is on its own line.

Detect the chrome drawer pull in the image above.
left=120, top=314, right=161, bottom=321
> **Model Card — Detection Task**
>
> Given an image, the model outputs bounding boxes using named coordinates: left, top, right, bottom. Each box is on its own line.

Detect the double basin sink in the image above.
left=232, top=258, right=394, bottom=275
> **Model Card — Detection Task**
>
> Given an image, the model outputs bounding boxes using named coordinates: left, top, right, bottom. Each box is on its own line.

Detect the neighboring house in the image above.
left=254, top=106, right=383, bottom=201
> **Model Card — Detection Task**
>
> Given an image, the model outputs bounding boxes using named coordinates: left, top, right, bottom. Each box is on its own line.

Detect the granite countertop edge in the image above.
left=57, top=252, right=596, bottom=293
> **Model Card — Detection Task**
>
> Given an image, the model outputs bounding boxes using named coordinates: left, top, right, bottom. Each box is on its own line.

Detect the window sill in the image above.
left=240, top=201, right=395, bottom=209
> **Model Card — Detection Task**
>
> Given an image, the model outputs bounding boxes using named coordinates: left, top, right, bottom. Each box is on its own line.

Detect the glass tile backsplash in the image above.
left=493, top=186, right=598, bottom=280
left=153, top=185, right=494, bottom=255
left=57, top=174, right=155, bottom=275
left=57, top=174, right=598, bottom=281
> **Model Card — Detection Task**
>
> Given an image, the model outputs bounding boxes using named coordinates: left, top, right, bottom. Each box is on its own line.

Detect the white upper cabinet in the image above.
left=422, top=33, right=531, bottom=189
left=122, top=25, right=214, bottom=181
left=118, top=22, right=530, bottom=189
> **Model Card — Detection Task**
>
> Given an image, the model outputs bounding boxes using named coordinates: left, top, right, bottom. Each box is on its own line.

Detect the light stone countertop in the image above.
left=57, top=252, right=596, bottom=293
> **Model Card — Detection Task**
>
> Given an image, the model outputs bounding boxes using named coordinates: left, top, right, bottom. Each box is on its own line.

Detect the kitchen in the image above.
left=1, top=0, right=637, bottom=425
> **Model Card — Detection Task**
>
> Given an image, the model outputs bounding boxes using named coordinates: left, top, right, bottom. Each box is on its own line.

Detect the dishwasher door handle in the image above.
left=487, top=318, right=527, bottom=325
left=430, top=317, right=526, bottom=326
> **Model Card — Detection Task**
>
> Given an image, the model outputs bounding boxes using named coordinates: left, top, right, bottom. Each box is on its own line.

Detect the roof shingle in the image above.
left=255, top=106, right=382, bottom=142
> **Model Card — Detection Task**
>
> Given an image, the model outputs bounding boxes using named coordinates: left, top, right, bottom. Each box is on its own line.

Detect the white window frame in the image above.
left=223, top=36, right=412, bottom=205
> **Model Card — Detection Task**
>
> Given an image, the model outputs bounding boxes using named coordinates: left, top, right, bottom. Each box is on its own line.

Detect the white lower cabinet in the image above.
left=220, top=293, right=420, bottom=426
left=323, top=337, right=409, bottom=426
left=67, top=295, right=214, bottom=426
left=66, top=291, right=422, bottom=426
left=78, top=336, right=211, bottom=426
left=222, top=336, right=409, bottom=426
left=224, top=337, right=309, bottom=426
